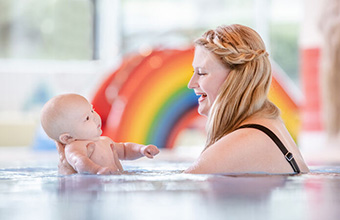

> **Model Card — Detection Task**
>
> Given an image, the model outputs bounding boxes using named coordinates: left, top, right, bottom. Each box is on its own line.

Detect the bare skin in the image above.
left=41, top=93, right=159, bottom=175
left=57, top=139, right=159, bottom=175
left=64, top=137, right=123, bottom=175
left=57, top=138, right=159, bottom=175
left=185, top=116, right=309, bottom=174
left=184, top=42, right=309, bottom=174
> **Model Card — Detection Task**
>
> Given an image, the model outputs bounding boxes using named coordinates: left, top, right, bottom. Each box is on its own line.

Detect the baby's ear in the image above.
left=59, top=133, right=74, bottom=144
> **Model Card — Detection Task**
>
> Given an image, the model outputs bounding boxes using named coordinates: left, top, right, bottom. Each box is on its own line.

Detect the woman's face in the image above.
left=188, top=46, right=230, bottom=116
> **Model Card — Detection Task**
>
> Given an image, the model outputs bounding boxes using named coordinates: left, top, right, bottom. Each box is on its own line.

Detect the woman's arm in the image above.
left=56, top=141, right=76, bottom=175
left=184, top=129, right=249, bottom=174
left=184, top=143, right=228, bottom=174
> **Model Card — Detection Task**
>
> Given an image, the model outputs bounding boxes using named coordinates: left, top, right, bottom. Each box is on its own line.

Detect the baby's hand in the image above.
left=140, top=145, right=160, bottom=159
left=96, top=167, right=121, bottom=175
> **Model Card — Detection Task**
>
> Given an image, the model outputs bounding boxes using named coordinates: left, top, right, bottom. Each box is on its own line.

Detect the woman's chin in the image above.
left=198, top=107, right=208, bottom=117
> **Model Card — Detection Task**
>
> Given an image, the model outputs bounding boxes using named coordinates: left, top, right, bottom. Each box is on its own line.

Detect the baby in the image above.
left=40, top=93, right=159, bottom=175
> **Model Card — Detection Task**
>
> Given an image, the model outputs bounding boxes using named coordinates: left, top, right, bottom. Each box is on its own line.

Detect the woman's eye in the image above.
left=197, top=72, right=206, bottom=76
left=194, top=71, right=203, bottom=76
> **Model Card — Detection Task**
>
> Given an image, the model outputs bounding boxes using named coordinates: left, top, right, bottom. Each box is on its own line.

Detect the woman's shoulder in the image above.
left=235, top=117, right=292, bottom=145
left=185, top=117, right=301, bottom=174
left=230, top=119, right=309, bottom=173
left=220, top=118, right=296, bottom=160
left=211, top=123, right=275, bottom=158
left=185, top=125, right=275, bottom=174
left=217, top=117, right=282, bottom=147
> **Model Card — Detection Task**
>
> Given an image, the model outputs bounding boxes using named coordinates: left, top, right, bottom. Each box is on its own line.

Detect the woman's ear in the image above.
left=59, top=133, right=74, bottom=144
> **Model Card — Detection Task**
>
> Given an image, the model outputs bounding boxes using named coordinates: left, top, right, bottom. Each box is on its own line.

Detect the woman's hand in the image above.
left=56, top=141, right=76, bottom=175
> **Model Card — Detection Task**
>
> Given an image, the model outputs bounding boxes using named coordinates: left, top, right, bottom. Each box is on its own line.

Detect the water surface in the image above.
left=0, top=148, right=340, bottom=220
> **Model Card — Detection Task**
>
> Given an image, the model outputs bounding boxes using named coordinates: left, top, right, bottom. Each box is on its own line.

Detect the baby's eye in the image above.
left=85, top=116, right=90, bottom=121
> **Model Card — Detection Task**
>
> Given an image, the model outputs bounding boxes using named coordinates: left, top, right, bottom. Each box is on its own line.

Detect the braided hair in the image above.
left=196, top=24, right=280, bottom=148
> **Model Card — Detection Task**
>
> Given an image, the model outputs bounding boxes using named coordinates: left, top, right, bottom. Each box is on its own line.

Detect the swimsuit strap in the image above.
left=236, top=124, right=301, bottom=174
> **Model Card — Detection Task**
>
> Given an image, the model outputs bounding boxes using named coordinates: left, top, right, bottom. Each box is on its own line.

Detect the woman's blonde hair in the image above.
left=195, top=24, right=280, bottom=148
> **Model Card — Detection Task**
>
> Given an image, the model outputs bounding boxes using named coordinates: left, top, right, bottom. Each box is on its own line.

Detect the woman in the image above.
left=185, top=24, right=309, bottom=174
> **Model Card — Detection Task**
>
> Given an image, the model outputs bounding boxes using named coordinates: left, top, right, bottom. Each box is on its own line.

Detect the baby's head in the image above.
left=41, top=93, right=102, bottom=144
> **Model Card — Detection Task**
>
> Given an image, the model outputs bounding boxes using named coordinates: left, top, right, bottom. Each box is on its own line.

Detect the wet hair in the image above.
left=195, top=24, right=280, bottom=148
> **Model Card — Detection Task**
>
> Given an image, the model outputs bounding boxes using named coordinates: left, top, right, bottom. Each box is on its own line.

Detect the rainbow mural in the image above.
left=92, top=48, right=301, bottom=149
left=269, top=65, right=301, bottom=142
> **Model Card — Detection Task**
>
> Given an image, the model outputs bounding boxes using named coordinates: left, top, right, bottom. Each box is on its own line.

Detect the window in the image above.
left=0, top=0, right=95, bottom=60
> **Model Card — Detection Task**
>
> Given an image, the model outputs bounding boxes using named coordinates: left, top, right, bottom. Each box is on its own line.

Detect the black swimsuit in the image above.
left=236, top=124, right=301, bottom=174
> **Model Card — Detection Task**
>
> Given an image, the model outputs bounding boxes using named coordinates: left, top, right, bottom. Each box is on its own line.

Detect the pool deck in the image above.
left=0, top=146, right=340, bottom=220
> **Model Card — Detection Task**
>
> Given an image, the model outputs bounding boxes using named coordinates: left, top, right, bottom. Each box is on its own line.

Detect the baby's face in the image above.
left=62, top=96, right=102, bottom=140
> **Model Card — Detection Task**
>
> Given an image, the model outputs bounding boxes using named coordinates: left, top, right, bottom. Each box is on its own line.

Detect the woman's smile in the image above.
left=196, top=92, right=207, bottom=102
left=188, top=46, right=230, bottom=116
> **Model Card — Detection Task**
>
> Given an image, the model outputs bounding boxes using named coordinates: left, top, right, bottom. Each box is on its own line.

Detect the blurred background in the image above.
left=0, top=0, right=330, bottom=157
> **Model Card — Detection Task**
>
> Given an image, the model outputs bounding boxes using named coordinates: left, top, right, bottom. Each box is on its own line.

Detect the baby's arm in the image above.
left=115, top=142, right=159, bottom=160
left=65, top=141, right=120, bottom=174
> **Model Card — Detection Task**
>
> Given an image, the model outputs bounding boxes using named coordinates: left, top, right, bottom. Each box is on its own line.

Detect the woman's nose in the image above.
left=188, top=74, right=198, bottom=89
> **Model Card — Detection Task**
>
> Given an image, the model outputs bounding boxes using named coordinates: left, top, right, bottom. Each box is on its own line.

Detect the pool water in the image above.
left=0, top=148, right=340, bottom=220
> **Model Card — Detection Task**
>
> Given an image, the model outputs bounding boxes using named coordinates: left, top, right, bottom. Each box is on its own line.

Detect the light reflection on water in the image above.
left=1, top=163, right=340, bottom=220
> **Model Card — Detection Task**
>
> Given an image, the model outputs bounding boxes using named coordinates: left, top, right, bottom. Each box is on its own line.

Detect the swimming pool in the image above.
left=0, top=147, right=339, bottom=220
